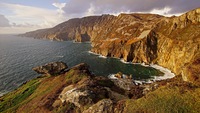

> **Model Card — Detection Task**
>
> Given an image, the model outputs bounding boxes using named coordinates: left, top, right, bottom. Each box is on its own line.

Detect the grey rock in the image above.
left=33, top=61, right=68, bottom=75
left=83, top=99, right=113, bottom=113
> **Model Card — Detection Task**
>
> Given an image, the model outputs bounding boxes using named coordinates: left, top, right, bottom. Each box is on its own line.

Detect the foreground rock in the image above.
left=32, top=61, right=68, bottom=75
left=83, top=99, right=113, bottom=113
left=1, top=62, right=200, bottom=113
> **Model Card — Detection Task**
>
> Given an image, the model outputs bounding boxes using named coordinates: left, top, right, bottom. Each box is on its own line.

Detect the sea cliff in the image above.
left=20, top=8, right=200, bottom=84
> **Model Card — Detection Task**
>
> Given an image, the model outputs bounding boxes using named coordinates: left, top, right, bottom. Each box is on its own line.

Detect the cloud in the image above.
left=0, top=14, right=10, bottom=27
left=0, top=2, right=67, bottom=34
left=0, top=3, right=66, bottom=28
left=62, top=0, right=200, bottom=18
left=52, top=3, right=66, bottom=15
left=0, top=26, right=40, bottom=34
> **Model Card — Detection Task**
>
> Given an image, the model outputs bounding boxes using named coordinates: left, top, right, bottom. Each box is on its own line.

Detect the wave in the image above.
left=0, top=90, right=9, bottom=97
left=120, top=59, right=132, bottom=64
left=72, top=40, right=91, bottom=44
left=88, top=51, right=99, bottom=55
left=89, top=51, right=176, bottom=81
left=56, top=55, right=64, bottom=58
left=108, top=74, right=153, bottom=85
left=108, top=65, right=175, bottom=85
left=88, top=51, right=107, bottom=58
left=108, top=64, right=175, bottom=85
left=98, top=55, right=107, bottom=59
left=150, top=64, right=175, bottom=80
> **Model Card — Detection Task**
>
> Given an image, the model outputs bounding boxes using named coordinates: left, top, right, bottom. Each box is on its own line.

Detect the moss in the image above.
left=97, top=79, right=114, bottom=87
left=54, top=102, right=80, bottom=113
left=65, top=69, right=88, bottom=84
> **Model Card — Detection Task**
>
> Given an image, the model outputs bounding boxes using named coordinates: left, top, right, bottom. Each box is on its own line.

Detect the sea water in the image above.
left=0, top=35, right=163, bottom=96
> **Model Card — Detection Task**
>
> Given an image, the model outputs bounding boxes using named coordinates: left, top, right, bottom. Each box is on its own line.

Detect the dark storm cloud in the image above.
left=0, top=14, right=10, bottom=27
left=62, top=0, right=200, bottom=16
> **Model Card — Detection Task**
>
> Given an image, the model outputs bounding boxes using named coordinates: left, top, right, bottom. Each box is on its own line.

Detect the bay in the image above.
left=0, top=35, right=160, bottom=96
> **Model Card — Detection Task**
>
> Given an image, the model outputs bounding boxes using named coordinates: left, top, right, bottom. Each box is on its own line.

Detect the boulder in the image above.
left=32, top=62, right=68, bottom=75
left=111, top=78, right=135, bottom=91
left=115, top=72, right=123, bottom=78
left=83, top=99, right=113, bottom=113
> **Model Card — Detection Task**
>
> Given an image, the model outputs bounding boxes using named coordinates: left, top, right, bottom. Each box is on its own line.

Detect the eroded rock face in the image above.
left=58, top=76, right=127, bottom=109
left=92, top=8, right=200, bottom=82
left=22, top=8, right=200, bottom=84
left=182, top=57, right=200, bottom=85
left=32, top=62, right=68, bottom=75
left=83, top=99, right=113, bottom=113
left=20, top=15, right=116, bottom=42
left=153, top=8, right=200, bottom=77
left=59, top=86, right=94, bottom=108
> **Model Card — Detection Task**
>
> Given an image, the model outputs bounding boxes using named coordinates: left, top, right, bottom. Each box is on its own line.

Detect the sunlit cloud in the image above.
left=0, top=2, right=67, bottom=34
left=62, top=0, right=200, bottom=18
left=0, top=14, right=10, bottom=27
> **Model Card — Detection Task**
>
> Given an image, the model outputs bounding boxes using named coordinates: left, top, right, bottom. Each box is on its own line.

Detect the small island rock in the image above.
left=32, top=61, right=68, bottom=75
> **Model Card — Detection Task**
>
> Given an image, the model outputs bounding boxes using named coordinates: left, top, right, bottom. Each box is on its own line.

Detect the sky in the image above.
left=0, top=0, right=200, bottom=34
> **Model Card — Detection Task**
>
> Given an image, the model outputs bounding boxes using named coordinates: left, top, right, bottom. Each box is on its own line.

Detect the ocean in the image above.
left=0, top=34, right=162, bottom=96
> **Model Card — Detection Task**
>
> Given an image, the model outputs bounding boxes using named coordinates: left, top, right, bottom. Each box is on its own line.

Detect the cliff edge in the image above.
left=20, top=8, right=200, bottom=84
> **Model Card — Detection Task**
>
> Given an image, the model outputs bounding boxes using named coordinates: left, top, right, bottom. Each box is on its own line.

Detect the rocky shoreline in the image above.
left=89, top=50, right=175, bottom=83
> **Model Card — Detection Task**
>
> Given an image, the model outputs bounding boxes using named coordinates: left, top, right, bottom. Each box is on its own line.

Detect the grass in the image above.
left=65, top=69, right=88, bottom=84
left=0, top=78, right=41, bottom=112
left=53, top=102, right=80, bottom=113
left=0, top=67, right=90, bottom=113
left=124, top=84, right=200, bottom=113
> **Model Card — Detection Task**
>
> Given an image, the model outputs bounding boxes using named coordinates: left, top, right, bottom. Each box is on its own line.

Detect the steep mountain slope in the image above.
left=21, top=8, right=200, bottom=84
left=21, top=15, right=116, bottom=41
left=153, top=8, right=200, bottom=83
left=21, top=14, right=163, bottom=42
left=92, top=8, right=200, bottom=81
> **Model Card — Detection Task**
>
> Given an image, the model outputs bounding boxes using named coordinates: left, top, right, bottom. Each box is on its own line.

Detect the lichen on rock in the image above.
left=32, top=61, right=68, bottom=75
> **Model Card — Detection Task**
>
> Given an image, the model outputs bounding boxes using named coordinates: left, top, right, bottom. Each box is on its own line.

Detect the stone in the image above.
left=32, top=61, right=68, bottom=75
left=83, top=99, right=113, bottom=113
left=115, top=72, right=123, bottom=78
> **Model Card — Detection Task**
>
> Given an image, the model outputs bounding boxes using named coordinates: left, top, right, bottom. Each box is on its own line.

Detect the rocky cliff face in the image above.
left=91, top=8, right=200, bottom=80
left=21, top=8, right=200, bottom=83
left=21, top=15, right=116, bottom=42
left=153, top=8, right=200, bottom=81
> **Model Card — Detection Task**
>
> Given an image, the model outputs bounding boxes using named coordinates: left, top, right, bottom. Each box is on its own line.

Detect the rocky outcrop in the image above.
left=32, top=62, right=68, bottom=75
left=83, top=99, right=113, bottom=113
left=182, top=57, right=200, bottom=85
